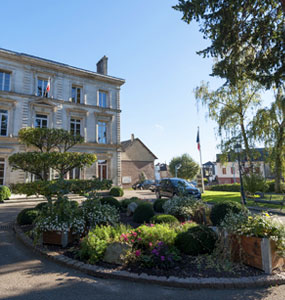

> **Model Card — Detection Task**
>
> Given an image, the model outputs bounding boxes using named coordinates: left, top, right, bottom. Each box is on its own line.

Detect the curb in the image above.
left=13, top=224, right=285, bottom=290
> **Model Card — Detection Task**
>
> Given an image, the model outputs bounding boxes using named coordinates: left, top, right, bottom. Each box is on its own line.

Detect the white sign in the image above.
left=122, top=176, right=131, bottom=184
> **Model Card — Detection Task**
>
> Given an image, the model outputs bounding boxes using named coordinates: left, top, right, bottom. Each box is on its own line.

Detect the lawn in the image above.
left=202, top=190, right=285, bottom=210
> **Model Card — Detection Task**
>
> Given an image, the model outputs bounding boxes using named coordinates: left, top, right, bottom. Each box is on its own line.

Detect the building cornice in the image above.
left=0, top=48, right=125, bottom=86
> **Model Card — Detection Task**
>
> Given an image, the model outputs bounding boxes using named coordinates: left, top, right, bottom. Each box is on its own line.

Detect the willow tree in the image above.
left=251, top=87, right=285, bottom=192
left=9, top=128, right=96, bottom=180
left=195, top=79, right=262, bottom=167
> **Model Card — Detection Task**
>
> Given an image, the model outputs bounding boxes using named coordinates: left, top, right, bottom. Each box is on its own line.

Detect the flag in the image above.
left=45, top=78, right=50, bottom=97
left=196, top=128, right=200, bottom=151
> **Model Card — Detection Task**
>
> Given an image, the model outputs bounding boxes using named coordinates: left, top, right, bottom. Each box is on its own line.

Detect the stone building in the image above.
left=121, top=134, right=157, bottom=187
left=0, top=48, right=125, bottom=186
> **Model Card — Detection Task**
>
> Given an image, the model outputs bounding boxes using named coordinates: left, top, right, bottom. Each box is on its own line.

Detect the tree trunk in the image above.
left=274, top=125, right=284, bottom=193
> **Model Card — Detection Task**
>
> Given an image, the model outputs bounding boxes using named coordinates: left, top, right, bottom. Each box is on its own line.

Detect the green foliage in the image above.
left=0, top=185, right=11, bottom=202
left=34, top=202, right=48, bottom=211
left=210, top=201, right=244, bottom=226
left=153, top=198, right=168, bottom=213
left=17, top=208, right=40, bottom=225
left=208, top=183, right=241, bottom=192
left=120, top=197, right=141, bottom=212
left=173, top=1, right=284, bottom=88
left=163, top=196, right=206, bottom=220
left=243, top=173, right=269, bottom=194
left=150, top=214, right=179, bottom=225
left=81, top=199, right=120, bottom=228
left=133, top=203, right=155, bottom=223
left=109, top=186, right=124, bottom=197
left=169, top=153, right=199, bottom=180
left=10, top=179, right=112, bottom=197
left=138, top=172, right=147, bottom=183
left=175, top=225, right=217, bottom=256
left=266, top=180, right=285, bottom=193
left=100, top=197, right=121, bottom=209
left=78, top=224, right=131, bottom=263
left=8, top=127, right=96, bottom=180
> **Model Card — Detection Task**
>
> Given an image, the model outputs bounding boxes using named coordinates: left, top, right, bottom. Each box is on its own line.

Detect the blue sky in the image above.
left=0, top=0, right=272, bottom=165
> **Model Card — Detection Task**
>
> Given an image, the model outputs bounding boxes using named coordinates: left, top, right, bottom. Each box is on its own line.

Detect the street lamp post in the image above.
left=234, top=144, right=247, bottom=206
left=175, top=163, right=182, bottom=178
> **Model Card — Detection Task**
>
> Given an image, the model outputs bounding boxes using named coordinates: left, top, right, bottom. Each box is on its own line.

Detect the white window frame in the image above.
left=65, top=167, right=81, bottom=180
left=0, top=71, right=11, bottom=92
left=37, top=78, right=49, bottom=98
left=0, top=158, right=5, bottom=185
left=98, top=90, right=108, bottom=108
left=71, top=86, right=82, bottom=104
left=34, top=114, right=48, bottom=128
left=0, top=109, right=8, bottom=136
left=70, top=118, right=81, bottom=136
left=98, top=121, right=107, bottom=144
left=98, top=160, right=108, bottom=180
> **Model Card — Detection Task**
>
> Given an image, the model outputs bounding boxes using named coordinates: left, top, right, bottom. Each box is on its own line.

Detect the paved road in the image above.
left=1, top=199, right=285, bottom=299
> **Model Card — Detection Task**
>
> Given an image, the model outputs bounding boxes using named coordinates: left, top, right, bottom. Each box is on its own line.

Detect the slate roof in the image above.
left=216, top=148, right=268, bottom=163
left=121, top=138, right=158, bottom=159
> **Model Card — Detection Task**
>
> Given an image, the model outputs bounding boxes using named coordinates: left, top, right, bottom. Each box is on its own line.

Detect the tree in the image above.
left=195, top=79, right=261, bottom=168
left=250, top=87, right=285, bottom=192
left=169, top=153, right=199, bottom=180
left=9, top=128, right=96, bottom=180
left=173, top=0, right=284, bottom=88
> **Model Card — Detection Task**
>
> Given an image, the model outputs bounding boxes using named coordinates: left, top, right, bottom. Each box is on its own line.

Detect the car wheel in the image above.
left=156, top=191, right=161, bottom=199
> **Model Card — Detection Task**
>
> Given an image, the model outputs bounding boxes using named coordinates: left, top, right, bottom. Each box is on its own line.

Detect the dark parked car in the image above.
left=155, top=178, right=201, bottom=199
left=132, top=180, right=155, bottom=190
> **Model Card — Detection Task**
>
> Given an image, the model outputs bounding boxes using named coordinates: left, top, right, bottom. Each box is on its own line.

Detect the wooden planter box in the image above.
left=42, top=231, right=78, bottom=248
left=230, top=235, right=284, bottom=274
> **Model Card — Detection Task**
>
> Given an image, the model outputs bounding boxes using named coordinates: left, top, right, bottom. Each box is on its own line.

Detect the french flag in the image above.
left=196, top=128, right=200, bottom=151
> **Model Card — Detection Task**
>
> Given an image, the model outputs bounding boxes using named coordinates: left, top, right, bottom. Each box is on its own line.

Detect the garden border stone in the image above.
left=13, top=223, right=285, bottom=290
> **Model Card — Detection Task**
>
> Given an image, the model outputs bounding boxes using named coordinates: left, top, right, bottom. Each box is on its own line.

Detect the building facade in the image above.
left=0, top=48, right=125, bottom=186
left=121, top=134, right=157, bottom=187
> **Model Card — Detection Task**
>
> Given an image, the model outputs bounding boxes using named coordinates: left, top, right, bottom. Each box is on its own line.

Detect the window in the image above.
left=0, top=71, right=10, bottom=91
left=37, top=79, right=49, bottom=97
left=231, top=167, right=235, bottom=174
left=35, top=114, right=48, bottom=128
left=222, top=168, right=227, bottom=175
left=72, top=86, right=81, bottom=103
left=98, top=160, right=107, bottom=180
left=99, top=91, right=107, bottom=107
left=68, top=167, right=81, bottom=180
left=0, top=109, right=8, bottom=136
left=70, top=118, right=81, bottom=136
left=98, top=121, right=107, bottom=144
left=0, top=158, right=5, bottom=185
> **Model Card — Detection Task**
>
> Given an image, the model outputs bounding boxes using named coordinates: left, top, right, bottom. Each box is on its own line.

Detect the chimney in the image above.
left=96, top=56, right=108, bottom=75
left=131, top=133, right=134, bottom=142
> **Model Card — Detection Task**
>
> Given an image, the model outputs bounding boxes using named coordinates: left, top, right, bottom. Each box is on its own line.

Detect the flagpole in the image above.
left=197, top=126, right=205, bottom=193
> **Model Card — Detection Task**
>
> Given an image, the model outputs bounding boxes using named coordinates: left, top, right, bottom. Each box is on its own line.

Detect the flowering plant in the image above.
left=221, top=212, right=285, bottom=256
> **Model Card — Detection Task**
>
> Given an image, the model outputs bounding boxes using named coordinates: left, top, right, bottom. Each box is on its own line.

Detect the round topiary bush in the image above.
left=210, top=201, right=244, bottom=226
left=100, top=196, right=121, bottom=210
left=150, top=214, right=179, bottom=225
left=109, top=186, right=124, bottom=197
left=153, top=199, right=167, bottom=213
left=120, top=197, right=140, bottom=211
left=133, top=203, right=155, bottom=223
left=175, top=225, right=217, bottom=255
left=34, top=202, right=48, bottom=211
left=0, top=185, right=11, bottom=202
left=17, top=208, right=40, bottom=225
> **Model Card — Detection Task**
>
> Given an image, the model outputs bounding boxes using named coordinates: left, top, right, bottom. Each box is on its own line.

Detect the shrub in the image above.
left=150, top=214, right=179, bottom=225
left=133, top=203, right=155, bottom=223
left=210, top=201, right=244, bottom=226
left=100, top=196, right=121, bottom=209
left=78, top=224, right=131, bottom=263
left=82, top=199, right=120, bottom=228
left=34, top=202, right=48, bottom=211
left=208, top=183, right=241, bottom=192
left=266, top=180, right=285, bottom=193
left=0, top=185, right=11, bottom=202
left=120, top=197, right=141, bottom=212
left=109, top=186, right=124, bottom=197
left=175, top=225, right=217, bottom=255
left=243, top=174, right=268, bottom=194
left=153, top=199, right=167, bottom=213
left=17, top=208, right=40, bottom=225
